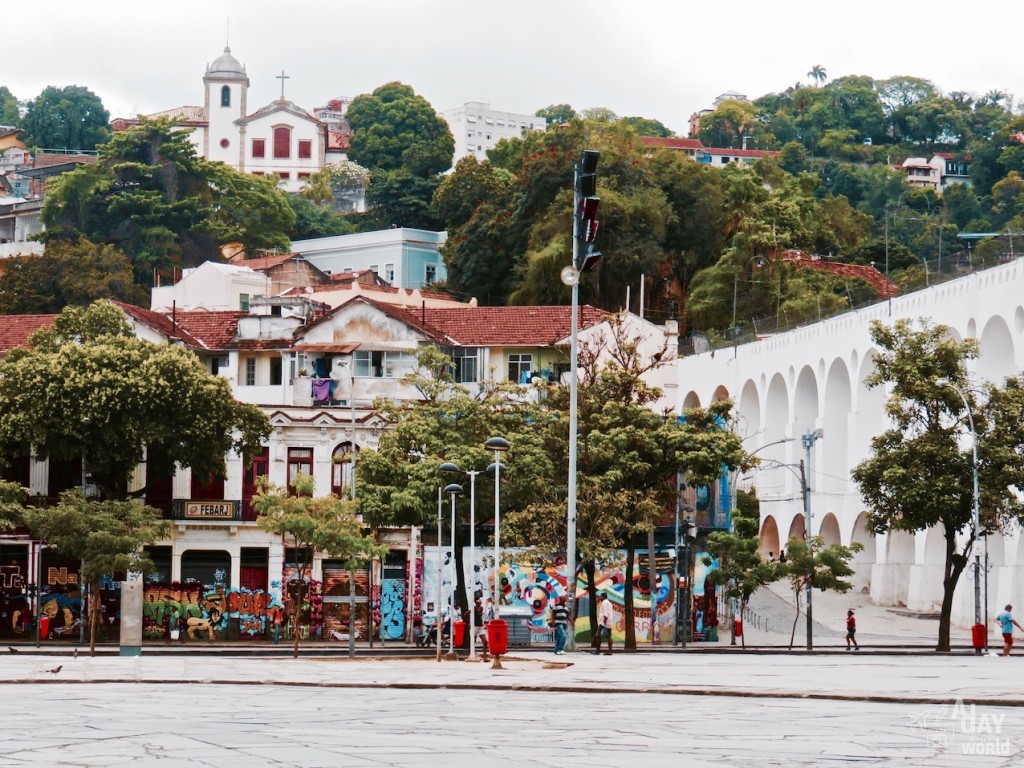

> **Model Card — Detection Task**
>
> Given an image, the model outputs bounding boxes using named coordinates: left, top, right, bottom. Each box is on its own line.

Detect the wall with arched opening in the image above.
left=819, top=512, right=841, bottom=546
left=875, top=530, right=915, bottom=607
left=850, top=512, right=876, bottom=593
left=977, top=315, right=1016, bottom=383
left=759, top=516, right=780, bottom=561
left=822, top=359, right=852, bottom=497
left=737, top=380, right=761, bottom=441
left=787, top=514, right=806, bottom=547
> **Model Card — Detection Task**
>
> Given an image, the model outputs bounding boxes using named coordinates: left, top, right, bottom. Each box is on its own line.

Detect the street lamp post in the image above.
left=443, top=482, right=463, bottom=659
left=801, top=429, right=824, bottom=651
left=435, top=486, right=443, bottom=662
left=938, top=379, right=982, bottom=656
left=484, top=438, right=510, bottom=616
left=485, top=436, right=509, bottom=669
left=441, top=462, right=484, bottom=659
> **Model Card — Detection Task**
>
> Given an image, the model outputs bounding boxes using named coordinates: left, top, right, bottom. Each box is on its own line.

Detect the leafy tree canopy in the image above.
left=21, top=85, right=110, bottom=150
left=536, top=104, right=577, bottom=124
left=346, top=82, right=454, bottom=176
left=256, top=473, right=385, bottom=658
left=0, top=301, right=271, bottom=500
left=0, top=237, right=146, bottom=314
left=40, top=118, right=294, bottom=283
left=0, top=86, right=19, bottom=126
left=852, top=318, right=1024, bottom=650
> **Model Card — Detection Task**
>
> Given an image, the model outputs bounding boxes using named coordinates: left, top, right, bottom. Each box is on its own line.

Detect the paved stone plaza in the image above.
left=0, top=651, right=1021, bottom=766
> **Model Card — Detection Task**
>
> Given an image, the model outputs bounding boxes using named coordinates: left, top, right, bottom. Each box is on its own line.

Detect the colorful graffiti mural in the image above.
left=420, top=546, right=694, bottom=644
left=141, top=583, right=284, bottom=641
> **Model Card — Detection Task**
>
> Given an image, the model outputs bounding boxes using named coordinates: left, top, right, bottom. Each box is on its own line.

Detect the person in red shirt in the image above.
left=846, top=609, right=859, bottom=650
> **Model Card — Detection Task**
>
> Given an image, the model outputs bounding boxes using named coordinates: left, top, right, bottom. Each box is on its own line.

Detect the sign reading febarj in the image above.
left=183, top=501, right=235, bottom=519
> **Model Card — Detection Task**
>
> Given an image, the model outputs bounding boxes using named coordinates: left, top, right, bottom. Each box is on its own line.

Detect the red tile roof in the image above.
left=704, top=147, right=779, bottom=159
left=776, top=250, right=898, bottom=299
left=167, top=310, right=246, bottom=350
left=0, top=314, right=56, bottom=356
left=237, top=253, right=297, bottom=272
left=406, top=305, right=610, bottom=346
left=641, top=137, right=703, bottom=151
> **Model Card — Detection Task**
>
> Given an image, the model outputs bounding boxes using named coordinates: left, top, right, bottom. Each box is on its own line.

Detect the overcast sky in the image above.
left=7, top=1, right=1022, bottom=136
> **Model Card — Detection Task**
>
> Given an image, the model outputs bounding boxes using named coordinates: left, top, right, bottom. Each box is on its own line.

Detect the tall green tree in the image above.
left=852, top=318, right=1024, bottom=651
left=0, top=480, right=25, bottom=531
left=347, top=82, right=454, bottom=176
left=0, top=86, right=19, bottom=126
left=0, top=301, right=270, bottom=500
left=535, top=104, right=577, bottom=125
left=781, top=535, right=862, bottom=649
left=703, top=488, right=782, bottom=647
left=41, top=118, right=294, bottom=284
left=256, top=474, right=384, bottom=658
left=23, top=491, right=169, bottom=656
left=356, top=346, right=552, bottom=628
left=0, top=237, right=146, bottom=314
left=21, top=85, right=110, bottom=150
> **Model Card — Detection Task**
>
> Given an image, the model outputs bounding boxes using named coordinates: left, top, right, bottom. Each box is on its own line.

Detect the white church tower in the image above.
left=203, top=46, right=248, bottom=167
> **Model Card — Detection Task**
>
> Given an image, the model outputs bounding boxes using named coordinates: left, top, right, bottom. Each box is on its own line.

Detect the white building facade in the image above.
left=442, top=101, right=546, bottom=163
left=675, top=259, right=1024, bottom=630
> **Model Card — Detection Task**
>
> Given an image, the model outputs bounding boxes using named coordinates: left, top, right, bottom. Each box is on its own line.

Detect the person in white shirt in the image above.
left=421, top=602, right=438, bottom=647
left=595, top=593, right=614, bottom=655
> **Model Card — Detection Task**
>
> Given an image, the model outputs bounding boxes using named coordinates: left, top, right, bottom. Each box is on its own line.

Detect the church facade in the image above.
left=112, top=47, right=348, bottom=195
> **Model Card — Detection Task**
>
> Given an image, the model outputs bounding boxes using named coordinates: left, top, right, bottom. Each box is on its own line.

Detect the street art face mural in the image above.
left=422, top=546, right=698, bottom=644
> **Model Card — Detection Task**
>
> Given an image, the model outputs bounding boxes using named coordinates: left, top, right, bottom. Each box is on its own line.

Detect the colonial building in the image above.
left=0, top=295, right=677, bottom=645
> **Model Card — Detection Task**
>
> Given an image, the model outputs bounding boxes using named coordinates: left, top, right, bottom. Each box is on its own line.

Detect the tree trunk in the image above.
left=937, top=548, right=968, bottom=652
left=625, top=541, right=636, bottom=650
left=740, top=599, right=748, bottom=649
left=584, top=560, right=597, bottom=647
left=789, top=588, right=802, bottom=651
left=452, top=516, right=469, bottom=650
left=89, top=579, right=98, bottom=657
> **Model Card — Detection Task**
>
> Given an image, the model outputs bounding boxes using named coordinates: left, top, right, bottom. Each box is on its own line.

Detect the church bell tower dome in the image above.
left=206, top=46, right=247, bottom=79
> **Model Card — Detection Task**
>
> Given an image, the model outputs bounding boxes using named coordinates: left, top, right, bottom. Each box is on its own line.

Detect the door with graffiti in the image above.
left=378, top=551, right=407, bottom=641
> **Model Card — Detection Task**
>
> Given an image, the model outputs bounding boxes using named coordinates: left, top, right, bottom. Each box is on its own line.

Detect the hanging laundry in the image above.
left=312, top=377, right=332, bottom=402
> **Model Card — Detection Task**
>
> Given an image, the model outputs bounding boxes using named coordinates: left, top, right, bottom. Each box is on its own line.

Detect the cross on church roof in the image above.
left=276, top=70, right=290, bottom=100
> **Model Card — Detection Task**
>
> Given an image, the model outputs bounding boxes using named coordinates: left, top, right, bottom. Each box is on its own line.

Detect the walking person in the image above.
left=845, top=609, right=859, bottom=650
left=474, top=597, right=491, bottom=661
left=594, top=593, right=614, bottom=656
left=550, top=596, right=570, bottom=655
left=995, top=604, right=1024, bottom=656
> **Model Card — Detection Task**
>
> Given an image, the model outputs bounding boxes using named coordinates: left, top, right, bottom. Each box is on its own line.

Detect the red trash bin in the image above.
left=734, top=618, right=743, bottom=638
left=971, top=623, right=987, bottom=649
left=453, top=619, right=465, bottom=647
left=39, top=614, right=50, bottom=639
left=487, top=619, right=508, bottom=656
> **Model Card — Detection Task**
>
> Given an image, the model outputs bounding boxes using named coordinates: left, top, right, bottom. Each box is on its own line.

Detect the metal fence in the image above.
left=682, top=250, right=1021, bottom=355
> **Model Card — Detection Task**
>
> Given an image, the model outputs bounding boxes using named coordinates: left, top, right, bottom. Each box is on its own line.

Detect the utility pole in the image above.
left=561, top=150, right=600, bottom=653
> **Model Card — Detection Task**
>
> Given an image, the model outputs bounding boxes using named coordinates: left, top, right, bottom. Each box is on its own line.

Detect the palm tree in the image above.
left=808, top=65, right=827, bottom=87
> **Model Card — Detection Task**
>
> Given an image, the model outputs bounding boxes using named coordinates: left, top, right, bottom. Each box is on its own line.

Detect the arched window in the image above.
left=221, top=85, right=231, bottom=107
left=331, top=442, right=359, bottom=497
left=273, top=126, right=291, bottom=159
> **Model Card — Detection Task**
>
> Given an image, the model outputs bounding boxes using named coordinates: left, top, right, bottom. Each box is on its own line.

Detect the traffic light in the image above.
left=573, top=150, right=601, bottom=272
left=578, top=150, right=599, bottom=197
left=580, top=196, right=600, bottom=242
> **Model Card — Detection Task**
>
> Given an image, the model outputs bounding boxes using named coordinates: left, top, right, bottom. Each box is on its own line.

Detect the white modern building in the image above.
left=291, top=229, right=447, bottom=290
left=675, top=258, right=1024, bottom=631
left=441, top=101, right=546, bottom=163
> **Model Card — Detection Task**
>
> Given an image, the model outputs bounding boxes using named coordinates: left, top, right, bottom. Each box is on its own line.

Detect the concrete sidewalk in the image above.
left=1, top=647, right=1019, bottom=706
